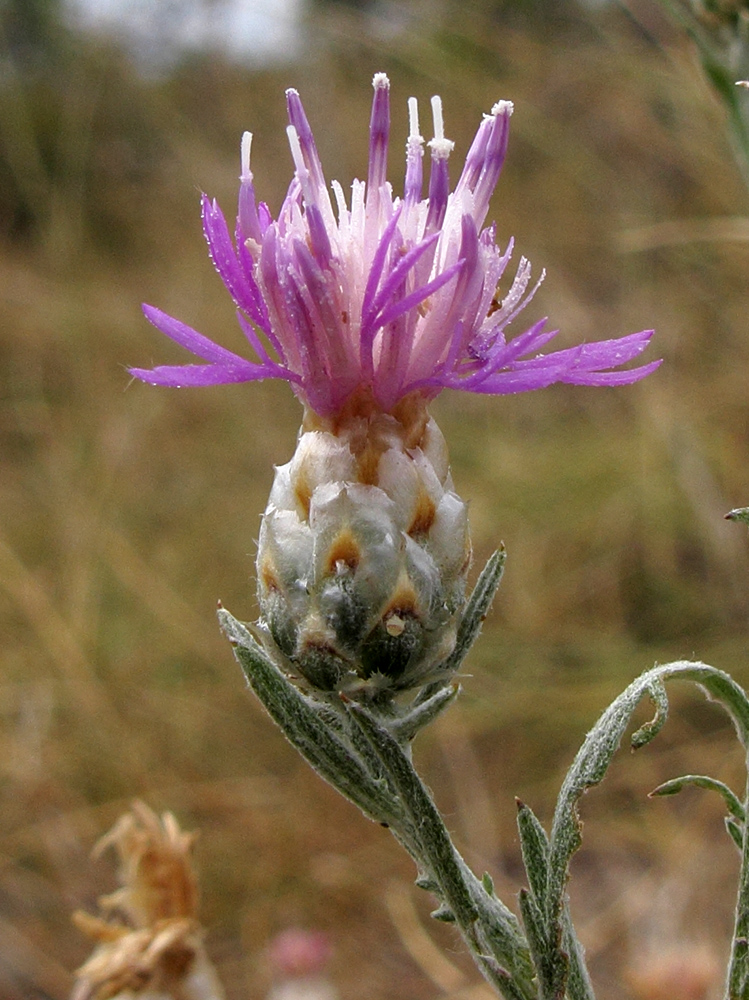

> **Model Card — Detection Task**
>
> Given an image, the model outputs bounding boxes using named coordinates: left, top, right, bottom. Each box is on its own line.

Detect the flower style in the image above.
left=132, top=76, right=659, bottom=697
left=130, top=73, right=658, bottom=416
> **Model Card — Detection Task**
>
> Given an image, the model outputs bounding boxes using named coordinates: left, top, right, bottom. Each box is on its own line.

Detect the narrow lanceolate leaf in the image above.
left=650, top=774, right=746, bottom=823
left=560, top=902, right=597, bottom=1000
left=517, top=888, right=552, bottom=984
left=386, top=684, right=460, bottom=744
left=434, top=548, right=507, bottom=679
left=219, top=609, right=401, bottom=826
left=630, top=679, right=668, bottom=750
left=346, top=703, right=536, bottom=998
left=516, top=799, right=550, bottom=908
left=519, top=887, right=569, bottom=1000
left=727, top=817, right=745, bottom=853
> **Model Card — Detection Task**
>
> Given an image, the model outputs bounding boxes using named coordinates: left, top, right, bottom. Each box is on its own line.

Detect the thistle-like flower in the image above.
left=71, top=801, right=225, bottom=1000
left=132, top=74, right=659, bottom=696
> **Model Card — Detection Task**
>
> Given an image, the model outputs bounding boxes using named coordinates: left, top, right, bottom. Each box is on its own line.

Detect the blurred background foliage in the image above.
left=2, top=0, right=749, bottom=997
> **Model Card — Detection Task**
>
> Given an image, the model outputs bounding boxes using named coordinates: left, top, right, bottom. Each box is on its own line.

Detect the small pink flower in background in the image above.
left=266, top=928, right=338, bottom=1000
left=131, top=73, right=659, bottom=419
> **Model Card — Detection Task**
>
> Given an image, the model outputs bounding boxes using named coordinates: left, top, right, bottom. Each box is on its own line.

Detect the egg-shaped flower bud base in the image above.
left=256, top=391, right=470, bottom=696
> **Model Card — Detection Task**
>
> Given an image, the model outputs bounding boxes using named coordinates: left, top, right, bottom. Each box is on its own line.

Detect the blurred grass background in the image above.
left=3, top=0, right=749, bottom=997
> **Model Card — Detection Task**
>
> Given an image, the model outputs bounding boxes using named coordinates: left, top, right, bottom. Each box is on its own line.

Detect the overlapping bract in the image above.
left=131, top=74, right=659, bottom=416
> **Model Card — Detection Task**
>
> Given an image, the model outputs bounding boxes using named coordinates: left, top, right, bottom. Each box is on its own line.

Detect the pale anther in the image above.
left=408, top=97, right=422, bottom=142
left=240, top=131, right=253, bottom=181
left=428, top=95, right=454, bottom=158
left=491, top=100, right=514, bottom=117
left=431, top=95, right=445, bottom=141
left=286, top=124, right=306, bottom=177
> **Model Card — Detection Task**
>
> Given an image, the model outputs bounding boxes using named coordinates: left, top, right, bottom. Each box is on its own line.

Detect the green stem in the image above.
left=727, top=762, right=749, bottom=999
left=348, top=702, right=536, bottom=1000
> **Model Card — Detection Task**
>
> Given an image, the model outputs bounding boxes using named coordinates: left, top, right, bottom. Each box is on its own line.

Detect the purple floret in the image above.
left=131, top=75, right=659, bottom=414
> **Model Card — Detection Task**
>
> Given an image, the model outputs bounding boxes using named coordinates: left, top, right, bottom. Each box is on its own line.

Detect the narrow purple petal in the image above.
left=513, top=330, right=655, bottom=372
left=367, top=74, right=390, bottom=201
left=371, top=259, right=464, bottom=334
left=235, top=310, right=288, bottom=371
left=470, top=104, right=512, bottom=227
left=142, top=304, right=253, bottom=365
left=129, top=362, right=287, bottom=387
left=454, top=115, right=491, bottom=197
left=202, top=196, right=270, bottom=333
left=425, top=150, right=450, bottom=235
left=363, top=230, right=440, bottom=329
left=258, top=202, right=272, bottom=233
left=286, top=88, right=327, bottom=194
left=449, top=366, right=572, bottom=394
left=305, top=203, right=333, bottom=266
left=560, top=359, right=663, bottom=386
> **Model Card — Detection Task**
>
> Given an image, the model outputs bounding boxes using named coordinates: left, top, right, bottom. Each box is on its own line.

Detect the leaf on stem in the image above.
left=516, top=800, right=550, bottom=909
left=543, top=660, right=749, bottom=1000
left=219, top=608, right=402, bottom=826
left=650, top=773, right=746, bottom=822
left=428, top=547, right=506, bottom=683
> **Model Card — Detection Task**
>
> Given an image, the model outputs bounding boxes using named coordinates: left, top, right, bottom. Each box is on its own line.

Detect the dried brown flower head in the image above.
left=71, top=801, right=225, bottom=1000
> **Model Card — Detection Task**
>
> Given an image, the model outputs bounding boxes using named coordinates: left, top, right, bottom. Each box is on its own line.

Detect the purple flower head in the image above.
left=131, top=74, right=659, bottom=417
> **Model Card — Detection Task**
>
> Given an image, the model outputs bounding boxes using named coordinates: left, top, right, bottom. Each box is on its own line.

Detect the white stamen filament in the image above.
left=240, top=131, right=253, bottom=181
left=331, top=179, right=349, bottom=224
left=286, top=125, right=306, bottom=176
left=428, top=95, right=454, bottom=159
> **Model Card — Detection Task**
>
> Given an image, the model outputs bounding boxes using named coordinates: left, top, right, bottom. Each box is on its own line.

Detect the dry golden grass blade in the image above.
left=617, top=216, right=749, bottom=252
left=384, top=881, right=467, bottom=995
left=437, top=713, right=502, bottom=870
left=0, top=531, right=119, bottom=723
left=101, top=525, right=221, bottom=663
